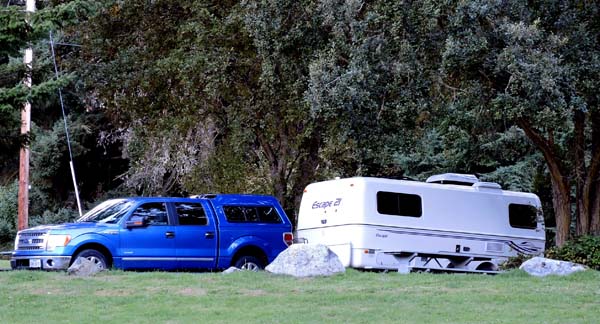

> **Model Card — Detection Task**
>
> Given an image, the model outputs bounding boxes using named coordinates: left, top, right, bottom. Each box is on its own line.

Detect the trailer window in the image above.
left=223, top=206, right=283, bottom=223
left=377, top=191, right=422, bottom=217
left=509, top=204, right=538, bottom=229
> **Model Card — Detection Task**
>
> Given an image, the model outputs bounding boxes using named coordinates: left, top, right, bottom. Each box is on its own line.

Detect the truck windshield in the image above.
left=76, top=199, right=135, bottom=224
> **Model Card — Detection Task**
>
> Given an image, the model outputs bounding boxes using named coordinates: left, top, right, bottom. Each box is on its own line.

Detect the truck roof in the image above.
left=115, top=194, right=280, bottom=203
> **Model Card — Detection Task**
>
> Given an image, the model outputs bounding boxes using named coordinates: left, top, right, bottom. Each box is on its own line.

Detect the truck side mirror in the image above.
left=126, top=215, right=148, bottom=228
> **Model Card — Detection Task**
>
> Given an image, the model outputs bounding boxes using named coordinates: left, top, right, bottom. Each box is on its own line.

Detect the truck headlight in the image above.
left=46, top=235, right=71, bottom=251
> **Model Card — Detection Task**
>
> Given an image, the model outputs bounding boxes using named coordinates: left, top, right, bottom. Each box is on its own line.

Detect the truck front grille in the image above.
left=19, top=232, right=45, bottom=237
left=15, top=231, right=48, bottom=251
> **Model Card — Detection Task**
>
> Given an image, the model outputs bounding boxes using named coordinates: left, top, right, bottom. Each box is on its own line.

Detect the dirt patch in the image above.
left=178, top=287, right=207, bottom=296
left=240, top=289, right=267, bottom=296
left=30, top=288, right=69, bottom=296
left=94, top=289, right=131, bottom=297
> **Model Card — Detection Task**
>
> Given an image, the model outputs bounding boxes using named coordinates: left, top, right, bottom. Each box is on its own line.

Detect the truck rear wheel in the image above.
left=233, top=256, right=264, bottom=271
left=73, top=249, right=108, bottom=270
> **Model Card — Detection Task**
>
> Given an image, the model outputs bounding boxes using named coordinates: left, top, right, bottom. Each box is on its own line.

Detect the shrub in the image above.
left=0, top=181, right=78, bottom=246
left=546, top=235, right=600, bottom=270
left=499, top=254, right=532, bottom=270
left=0, top=182, right=18, bottom=243
left=30, top=208, right=78, bottom=227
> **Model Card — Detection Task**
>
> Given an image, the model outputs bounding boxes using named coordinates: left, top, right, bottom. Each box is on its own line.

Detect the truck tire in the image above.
left=233, top=256, right=264, bottom=271
left=73, top=249, right=108, bottom=270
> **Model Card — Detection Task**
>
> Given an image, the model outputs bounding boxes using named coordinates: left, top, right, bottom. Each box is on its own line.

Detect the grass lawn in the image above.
left=0, top=264, right=598, bottom=324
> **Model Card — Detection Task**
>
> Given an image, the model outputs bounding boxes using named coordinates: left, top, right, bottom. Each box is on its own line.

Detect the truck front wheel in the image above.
left=73, top=249, right=108, bottom=270
left=233, top=256, right=264, bottom=271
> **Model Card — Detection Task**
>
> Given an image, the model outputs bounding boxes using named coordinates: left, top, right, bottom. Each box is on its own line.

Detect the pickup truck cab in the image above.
left=11, top=194, right=293, bottom=271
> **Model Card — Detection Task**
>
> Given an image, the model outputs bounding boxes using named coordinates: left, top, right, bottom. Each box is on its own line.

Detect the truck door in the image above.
left=172, top=202, right=218, bottom=269
left=119, top=202, right=177, bottom=270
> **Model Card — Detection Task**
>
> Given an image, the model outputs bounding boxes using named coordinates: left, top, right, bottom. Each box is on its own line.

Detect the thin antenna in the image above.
left=49, top=31, right=83, bottom=216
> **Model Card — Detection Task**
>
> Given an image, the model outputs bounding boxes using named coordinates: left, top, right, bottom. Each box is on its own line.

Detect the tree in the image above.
left=307, top=1, right=437, bottom=178
left=1, top=0, right=124, bottom=222
left=308, top=0, right=600, bottom=246
left=435, top=1, right=600, bottom=246
left=233, top=0, right=328, bottom=215
left=0, top=4, right=32, bottom=176
left=498, top=12, right=600, bottom=244
left=74, top=0, right=600, bottom=244
left=78, top=0, right=330, bottom=221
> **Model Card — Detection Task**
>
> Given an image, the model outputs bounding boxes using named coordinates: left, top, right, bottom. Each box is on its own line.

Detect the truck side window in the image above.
left=175, top=203, right=208, bottom=225
left=223, top=206, right=282, bottom=223
left=245, top=207, right=260, bottom=222
left=377, top=191, right=422, bottom=217
left=224, top=206, right=245, bottom=222
left=131, top=202, right=169, bottom=225
left=509, top=204, right=538, bottom=229
left=256, top=207, right=282, bottom=223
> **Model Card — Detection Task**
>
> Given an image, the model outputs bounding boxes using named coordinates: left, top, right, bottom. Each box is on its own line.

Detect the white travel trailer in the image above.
left=296, top=174, right=545, bottom=273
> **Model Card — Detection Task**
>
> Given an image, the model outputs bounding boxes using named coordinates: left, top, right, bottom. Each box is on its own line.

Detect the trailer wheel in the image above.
left=476, top=262, right=497, bottom=272
left=233, top=256, right=264, bottom=271
left=73, top=249, right=108, bottom=270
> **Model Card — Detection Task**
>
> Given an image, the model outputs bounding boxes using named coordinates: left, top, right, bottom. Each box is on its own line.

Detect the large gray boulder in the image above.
left=519, top=257, right=586, bottom=277
left=266, top=243, right=345, bottom=277
left=67, top=257, right=105, bottom=276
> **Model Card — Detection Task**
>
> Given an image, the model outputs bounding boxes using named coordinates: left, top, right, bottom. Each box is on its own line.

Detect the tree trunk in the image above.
left=591, top=181, right=600, bottom=235
left=574, top=110, right=589, bottom=235
left=254, top=126, right=288, bottom=212
left=289, top=126, right=323, bottom=226
left=518, top=118, right=571, bottom=246
left=590, top=109, right=600, bottom=234
left=267, top=144, right=289, bottom=214
left=551, top=176, right=572, bottom=247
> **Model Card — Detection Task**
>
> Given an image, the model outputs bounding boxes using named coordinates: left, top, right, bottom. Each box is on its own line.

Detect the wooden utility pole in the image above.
left=18, top=0, right=36, bottom=231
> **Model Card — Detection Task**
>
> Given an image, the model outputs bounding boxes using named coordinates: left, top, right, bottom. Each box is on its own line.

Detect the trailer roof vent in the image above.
left=472, top=182, right=502, bottom=190
left=425, top=173, right=479, bottom=186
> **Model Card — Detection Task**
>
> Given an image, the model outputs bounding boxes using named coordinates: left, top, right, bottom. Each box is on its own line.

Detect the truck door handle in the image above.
left=165, top=231, right=175, bottom=239
left=205, top=232, right=215, bottom=239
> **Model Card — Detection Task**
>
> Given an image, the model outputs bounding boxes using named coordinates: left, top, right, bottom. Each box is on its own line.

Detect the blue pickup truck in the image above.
left=11, top=194, right=293, bottom=271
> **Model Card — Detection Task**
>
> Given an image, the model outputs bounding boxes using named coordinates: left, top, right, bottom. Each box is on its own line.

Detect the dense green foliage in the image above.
left=0, top=182, right=18, bottom=242
left=76, top=1, right=331, bottom=218
left=0, top=179, right=77, bottom=243
left=546, top=236, right=600, bottom=270
left=0, top=268, right=598, bottom=323
left=0, top=5, right=31, bottom=160
left=1, top=1, right=599, bottom=245
left=0, top=1, right=128, bottom=232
